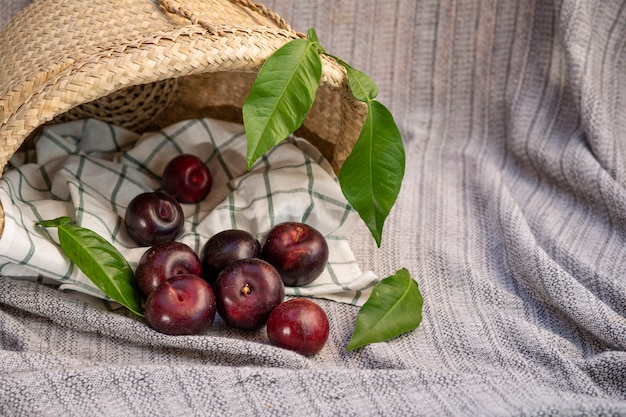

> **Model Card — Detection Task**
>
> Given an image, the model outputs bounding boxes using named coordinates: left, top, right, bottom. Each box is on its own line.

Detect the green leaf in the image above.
left=37, top=217, right=143, bottom=317
left=339, top=100, right=405, bottom=246
left=339, top=61, right=378, bottom=102
left=243, top=37, right=323, bottom=169
left=242, top=27, right=406, bottom=248
left=347, top=268, right=422, bottom=351
left=307, top=28, right=325, bottom=54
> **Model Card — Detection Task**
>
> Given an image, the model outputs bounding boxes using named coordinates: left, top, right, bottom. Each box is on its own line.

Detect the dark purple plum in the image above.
left=201, top=229, right=261, bottom=284
left=261, top=222, right=329, bottom=287
left=125, top=191, right=184, bottom=246
left=213, top=258, right=284, bottom=331
left=162, top=154, right=212, bottom=204
left=266, top=298, right=329, bottom=356
left=144, top=274, right=216, bottom=336
left=135, top=241, right=202, bottom=298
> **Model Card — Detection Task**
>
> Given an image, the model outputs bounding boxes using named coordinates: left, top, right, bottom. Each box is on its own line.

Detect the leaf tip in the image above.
left=36, top=216, right=74, bottom=228
left=245, top=154, right=258, bottom=171
left=345, top=341, right=361, bottom=352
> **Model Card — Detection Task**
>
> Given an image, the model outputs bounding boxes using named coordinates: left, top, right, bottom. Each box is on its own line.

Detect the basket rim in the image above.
left=0, top=0, right=356, bottom=177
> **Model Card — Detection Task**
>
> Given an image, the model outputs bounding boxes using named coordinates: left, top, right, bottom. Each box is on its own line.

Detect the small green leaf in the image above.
left=347, top=269, right=422, bottom=351
left=339, top=100, right=405, bottom=246
left=243, top=37, right=323, bottom=169
left=340, top=61, right=378, bottom=102
left=307, top=27, right=325, bottom=54
left=37, top=217, right=143, bottom=317
left=307, top=28, right=320, bottom=43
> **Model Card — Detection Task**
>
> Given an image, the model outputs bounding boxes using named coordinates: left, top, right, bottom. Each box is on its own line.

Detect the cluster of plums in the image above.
left=123, top=154, right=330, bottom=356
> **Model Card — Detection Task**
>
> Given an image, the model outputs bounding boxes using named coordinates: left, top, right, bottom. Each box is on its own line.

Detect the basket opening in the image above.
left=39, top=71, right=351, bottom=171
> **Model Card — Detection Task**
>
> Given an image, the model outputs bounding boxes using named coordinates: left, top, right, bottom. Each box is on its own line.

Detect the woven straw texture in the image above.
left=0, top=0, right=365, bottom=185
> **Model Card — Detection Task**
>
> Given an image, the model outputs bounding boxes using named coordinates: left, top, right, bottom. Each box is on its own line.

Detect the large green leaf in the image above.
left=38, top=217, right=143, bottom=317
left=338, top=100, right=405, bottom=246
left=347, top=268, right=422, bottom=351
left=243, top=37, right=323, bottom=169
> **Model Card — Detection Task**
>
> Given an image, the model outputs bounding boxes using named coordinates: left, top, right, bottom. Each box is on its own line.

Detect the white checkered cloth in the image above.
left=0, top=118, right=378, bottom=306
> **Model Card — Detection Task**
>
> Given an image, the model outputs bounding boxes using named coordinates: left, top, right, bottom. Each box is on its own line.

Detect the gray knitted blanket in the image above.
left=1, top=1, right=625, bottom=415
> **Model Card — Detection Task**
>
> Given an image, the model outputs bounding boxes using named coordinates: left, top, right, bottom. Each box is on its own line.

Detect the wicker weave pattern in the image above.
left=0, top=0, right=365, bottom=182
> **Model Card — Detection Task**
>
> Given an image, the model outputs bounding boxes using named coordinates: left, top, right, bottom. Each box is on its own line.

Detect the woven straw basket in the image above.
left=0, top=0, right=367, bottom=234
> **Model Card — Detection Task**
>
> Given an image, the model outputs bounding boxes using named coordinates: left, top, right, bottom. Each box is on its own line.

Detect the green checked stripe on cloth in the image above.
left=0, top=118, right=378, bottom=306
